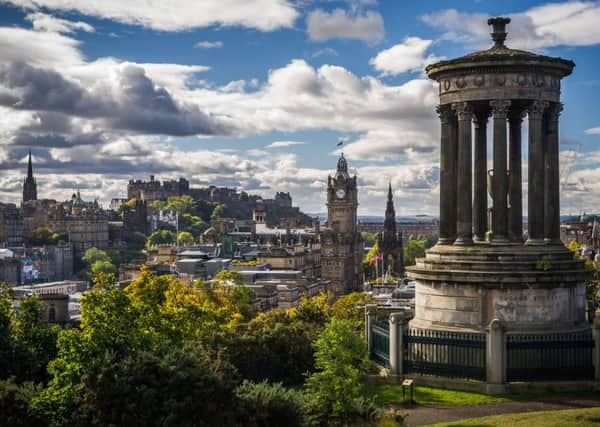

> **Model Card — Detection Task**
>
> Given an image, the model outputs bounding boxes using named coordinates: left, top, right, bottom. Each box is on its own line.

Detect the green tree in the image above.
left=90, top=260, right=117, bottom=275
left=0, top=379, right=45, bottom=427
left=146, top=230, right=175, bottom=246
left=117, top=198, right=138, bottom=218
left=28, top=227, right=56, bottom=246
left=213, top=270, right=245, bottom=286
left=304, top=318, right=370, bottom=425
left=330, top=292, right=375, bottom=334
left=82, top=247, right=111, bottom=265
left=10, top=295, right=60, bottom=383
left=239, top=191, right=249, bottom=202
left=403, top=236, right=426, bottom=266
left=235, top=380, right=306, bottom=427
left=73, top=345, right=240, bottom=427
left=177, top=231, right=195, bottom=246
left=0, top=283, right=14, bottom=378
left=211, top=203, right=226, bottom=220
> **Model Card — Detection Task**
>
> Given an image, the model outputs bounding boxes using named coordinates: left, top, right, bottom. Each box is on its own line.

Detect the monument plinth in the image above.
left=407, top=18, right=590, bottom=333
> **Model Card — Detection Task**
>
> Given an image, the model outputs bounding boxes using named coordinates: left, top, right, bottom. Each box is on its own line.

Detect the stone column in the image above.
left=490, top=100, right=511, bottom=243
left=526, top=100, right=549, bottom=245
left=508, top=110, right=525, bottom=242
left=544, top=103, right=563, bottom=244
left=473, top=111, right=489, bottom=242
left=388, top=312, right=405, bottom=382
left=365, top=304, right=377, bottom=353
left=437, top=105, right=457, bottom=245
left=453, top=102, right=474, bottom=246
left=486, top=319, right=506, bottom=394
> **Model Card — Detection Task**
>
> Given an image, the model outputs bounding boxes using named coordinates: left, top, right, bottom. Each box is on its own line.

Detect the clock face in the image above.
left=336, top=188, right=346, bottom=199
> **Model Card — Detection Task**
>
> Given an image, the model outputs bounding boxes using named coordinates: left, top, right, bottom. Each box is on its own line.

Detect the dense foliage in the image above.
left=0, top=270, right=394, bottom=426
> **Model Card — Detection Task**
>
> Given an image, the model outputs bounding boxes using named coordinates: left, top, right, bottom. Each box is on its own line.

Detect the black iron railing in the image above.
left=403, top=329, right=486, bottom=381
left=506, top=330, right=595, bottom=381
left=371, top=319, right=390, bottom=367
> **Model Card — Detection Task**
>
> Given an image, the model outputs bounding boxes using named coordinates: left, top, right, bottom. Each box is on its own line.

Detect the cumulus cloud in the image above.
left=370, top=37, right=443, bottom=75
left=585, top=127, right=600, bottom=135
left=266, top=140, right=305, bottom=148
left=422, top=2, right=600, bottom=50
left=5, top=0, right=299, bottom=32
left=307, top=8, right=384, bottom=42
left=195, top=40, right=223, bottom=49
left=25, top=12, right=94, bottom=33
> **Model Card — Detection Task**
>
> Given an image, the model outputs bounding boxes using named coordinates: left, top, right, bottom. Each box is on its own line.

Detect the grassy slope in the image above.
left=425, top=406, right=600, bottom=427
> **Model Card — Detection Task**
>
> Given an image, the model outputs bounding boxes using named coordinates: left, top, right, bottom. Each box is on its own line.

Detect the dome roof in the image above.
left=72, top=190, right=85, bottom=207
left=426, top=17, right=574, bottom=80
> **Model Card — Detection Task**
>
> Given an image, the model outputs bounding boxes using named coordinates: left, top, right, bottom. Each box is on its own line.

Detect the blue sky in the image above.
left=0, top=0, right=599, bottom=215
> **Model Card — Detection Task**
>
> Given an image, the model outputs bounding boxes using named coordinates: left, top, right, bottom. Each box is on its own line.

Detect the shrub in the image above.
left=235, top=380, right=306, bottom=427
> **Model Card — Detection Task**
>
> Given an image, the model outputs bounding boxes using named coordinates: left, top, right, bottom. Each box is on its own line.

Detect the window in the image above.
left=48, top=306, right=56, bottom=322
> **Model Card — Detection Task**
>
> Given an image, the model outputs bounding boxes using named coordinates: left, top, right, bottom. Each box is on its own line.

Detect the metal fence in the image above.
left=506, top=330, right=595, bottom=381
left=403, top=329, right=486, bottom=381
left=371, top=319, right=390, bottom=368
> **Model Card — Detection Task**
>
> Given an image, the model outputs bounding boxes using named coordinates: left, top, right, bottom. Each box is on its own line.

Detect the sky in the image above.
left=0, top=0, right=599, bottom=216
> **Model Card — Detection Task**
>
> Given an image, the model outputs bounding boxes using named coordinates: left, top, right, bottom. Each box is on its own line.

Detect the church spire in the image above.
left=27, top=150, right=33, bottom=179
left=23, top=149, right=37, bottom=203
left=384, top=182, right=396, bottom=234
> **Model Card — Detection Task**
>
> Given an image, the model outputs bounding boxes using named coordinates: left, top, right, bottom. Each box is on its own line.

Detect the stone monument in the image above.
left=407, top=17, right=590, bottom=333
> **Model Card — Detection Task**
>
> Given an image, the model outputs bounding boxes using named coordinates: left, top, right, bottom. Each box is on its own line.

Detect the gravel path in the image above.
left=396, top=398, right=600, bottom=426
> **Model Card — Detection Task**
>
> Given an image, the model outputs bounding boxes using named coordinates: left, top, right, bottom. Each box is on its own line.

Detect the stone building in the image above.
left=22, top=193, right=108, bottom=255
left=407, top=18, right=589, bottom=333
left=127, top=175, right=190, bottom=201
left=0, top=203, right=23, bottom=247
left=321, top=153, right=363, bottom=297
left=377, top=183, right=404, bottom=276
left=22, top=151, right=37, bottom=203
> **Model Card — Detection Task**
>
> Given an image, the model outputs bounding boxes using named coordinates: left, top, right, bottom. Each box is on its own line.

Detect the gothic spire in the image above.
left=23, top=149, right=37, bottom=202
left=384, top=182, right=396, bottom=234
left=27, top=150, right=33, bottom=178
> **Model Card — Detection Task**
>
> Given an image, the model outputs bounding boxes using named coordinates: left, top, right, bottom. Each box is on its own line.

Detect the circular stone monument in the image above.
left=406, top=18, right=591, bottom=333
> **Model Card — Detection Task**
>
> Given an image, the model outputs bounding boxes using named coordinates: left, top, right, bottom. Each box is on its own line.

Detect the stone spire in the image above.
left=384, top=181, right=396, bottom=234
left=22, top=150, right=37, bottom=203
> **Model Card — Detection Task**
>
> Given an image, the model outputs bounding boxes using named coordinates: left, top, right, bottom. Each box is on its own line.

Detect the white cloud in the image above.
left=195, top=40, right=223, bottom=49
left=25, top=12, right=94, bottom=33
left=5, top=0, right=299, bottom=32
left=585, top=127, right=600, bottom=135
left=370, top=37, right=443, bottom=75
left=312, top=47, right=338, bottom=58
left=266, top=140, right=305, bottom=148
left=306, top=8, right=384, bottom=42
left=422, top=2, right=600, bottom=50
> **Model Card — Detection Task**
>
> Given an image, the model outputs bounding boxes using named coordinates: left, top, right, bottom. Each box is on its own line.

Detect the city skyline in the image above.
left=1, top=1, right=600, bottom=215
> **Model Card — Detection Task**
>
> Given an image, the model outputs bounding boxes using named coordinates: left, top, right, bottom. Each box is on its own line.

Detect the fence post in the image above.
left=594, top=309, right=600, bottom=383
left=486, top=318, right=506, bottom=394
left=365, top=304, right=377, bottom=354
left=389, top=311, right=407, bottom=383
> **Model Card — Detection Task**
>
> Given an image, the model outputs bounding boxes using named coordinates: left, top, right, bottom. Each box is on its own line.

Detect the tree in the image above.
left=213, top=270, right=245, bottom=286
left=235, top=380, right=306, bottom=427
left=91, top=260, right=117, bottom=275
left=117, top=198, right=138, bottom=218
left=73, top=345, right=240, bottom=427
left=28, top=227, right=56, bottom=246
left=146, top=230, right=175, bottom=246
left=363, top=241, right=379, bottom=279
left=177, top=231, right=194, bottom=246
left=239, top=191, right=249, bottom=202
left=211, top=204, right=226, bottom=220
left=82, top=247, right=111, bottom=265
left=403, top=236, right=426, bottom=266
left=330, top=292, right=375, bottom=334
left=9, top=295, right=60, bottom=383
left=304, top=319, right=370, bottom=425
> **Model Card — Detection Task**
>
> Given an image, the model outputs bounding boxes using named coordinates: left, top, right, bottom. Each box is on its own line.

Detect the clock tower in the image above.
left=321, top=153, right=363, bottom=297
